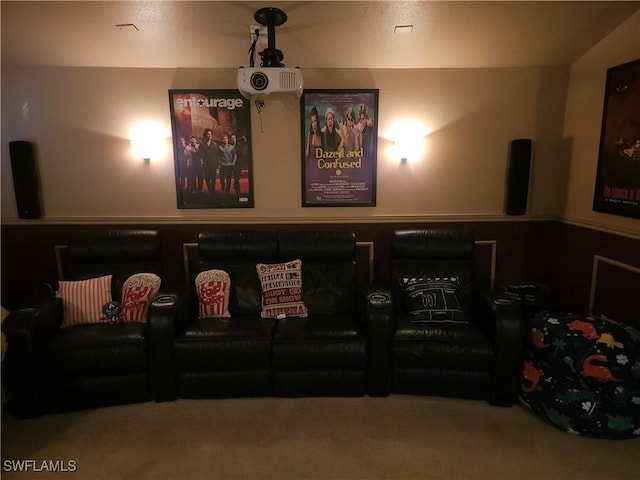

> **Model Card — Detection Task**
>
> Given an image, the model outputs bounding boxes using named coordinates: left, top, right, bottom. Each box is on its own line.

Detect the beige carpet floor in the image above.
left=2, top=395, right=639, bottom=480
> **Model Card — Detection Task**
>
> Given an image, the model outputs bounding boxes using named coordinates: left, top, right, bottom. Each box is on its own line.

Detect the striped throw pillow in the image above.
left=58, top=275, right=112, bottom=327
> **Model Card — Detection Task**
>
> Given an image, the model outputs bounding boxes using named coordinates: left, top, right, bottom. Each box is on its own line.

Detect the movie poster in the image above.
left=301, top=89, right=378, bottom=207
left=168, top=89, right=254, bottom=208
left=593, top=59, right=640, bottom=219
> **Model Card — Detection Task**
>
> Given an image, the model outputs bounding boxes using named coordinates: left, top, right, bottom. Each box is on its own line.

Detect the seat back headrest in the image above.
left=67, top=230, right=160, bottom=262
left=393, top=229, right=474, bottom=260
left=198, top=230, right=278, bottom=261
left=60, top=230, right=162, bottom=298
left=278, top=231, right=356, bottom=261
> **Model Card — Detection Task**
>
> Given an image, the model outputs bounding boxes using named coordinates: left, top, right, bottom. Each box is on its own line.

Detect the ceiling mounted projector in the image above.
left=237, top=7, right=303, bottom=99
left=237, top=67, right=303, bottom=99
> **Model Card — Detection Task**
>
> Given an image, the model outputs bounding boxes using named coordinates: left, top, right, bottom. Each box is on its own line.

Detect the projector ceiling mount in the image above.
left=238, top=6, right=303, bottom=100
left=254, top=7, right=287, bottom=68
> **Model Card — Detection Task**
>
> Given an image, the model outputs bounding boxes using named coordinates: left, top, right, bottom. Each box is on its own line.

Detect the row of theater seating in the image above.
left=2, top=228, right=525, bottom=418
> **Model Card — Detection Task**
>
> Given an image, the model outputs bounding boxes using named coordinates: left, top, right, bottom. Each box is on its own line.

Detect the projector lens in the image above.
left=250, top=72, right=269, bottom=91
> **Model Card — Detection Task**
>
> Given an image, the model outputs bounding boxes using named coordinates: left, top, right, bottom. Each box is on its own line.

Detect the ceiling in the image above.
left=2, top=1, right=639, bottom=69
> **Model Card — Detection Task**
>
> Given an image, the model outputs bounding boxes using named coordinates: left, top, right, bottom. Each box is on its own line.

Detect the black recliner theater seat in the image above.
left=1, top=230, right=174, bottom=416
left=271, top=231, right=368, bottom=397
left=172, top=231, right=278, bottom=398
left=368, top=229, right=525, bottom=406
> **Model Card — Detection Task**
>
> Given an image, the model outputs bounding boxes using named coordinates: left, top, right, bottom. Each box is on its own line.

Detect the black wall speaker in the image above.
left=9, top=140, right=42, bottom=219
left=505, top=138, right=532, bottom=216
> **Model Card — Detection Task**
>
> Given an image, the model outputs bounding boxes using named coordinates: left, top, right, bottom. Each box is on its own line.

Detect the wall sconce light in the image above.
left=130, top=122, right=167, bottom=162
left=387, top=120, right=429, bottom=164
left=394, top=133, right=424, bottom=164
left=395, top=139, right=412, bottom=163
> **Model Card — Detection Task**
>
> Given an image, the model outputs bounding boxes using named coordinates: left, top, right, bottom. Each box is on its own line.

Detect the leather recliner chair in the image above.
left=1, top=229, right=175, bottom=417
left=271, top=231, right=369, bottom=397
left=172, top=230, right=279, bottom=398
left=368, top=229, right=525, bottom=406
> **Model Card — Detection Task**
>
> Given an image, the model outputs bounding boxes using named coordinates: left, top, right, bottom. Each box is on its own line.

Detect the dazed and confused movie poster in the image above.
left=301, top=89, right=378, bottom=206
left=593, top=59, right=640, bottom=219
left=169, top=90, right=254, bottom=208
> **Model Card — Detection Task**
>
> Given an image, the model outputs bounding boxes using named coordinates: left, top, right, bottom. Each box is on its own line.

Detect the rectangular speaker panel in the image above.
left=505, top=139, right=532, bottom=216
left=9, top=140, right=42, bottom=219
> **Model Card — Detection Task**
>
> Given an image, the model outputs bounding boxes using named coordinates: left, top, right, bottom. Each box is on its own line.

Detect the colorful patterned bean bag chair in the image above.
left=520, top=311, right=640, bottom=439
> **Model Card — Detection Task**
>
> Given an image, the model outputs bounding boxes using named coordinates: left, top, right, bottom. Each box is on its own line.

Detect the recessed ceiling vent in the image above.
left=115, top=23, right=139, bottom=32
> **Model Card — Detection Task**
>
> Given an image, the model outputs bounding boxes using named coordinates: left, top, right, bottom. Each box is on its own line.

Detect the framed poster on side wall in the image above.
left=301, top=89, right=378, bottom=207
left=168, top=89, right=254, bottom=209
left=592, top=59, right=640, bottom=219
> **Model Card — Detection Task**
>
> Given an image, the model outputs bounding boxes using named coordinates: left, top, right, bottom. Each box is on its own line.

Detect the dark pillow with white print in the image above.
left=400, top=277, right=467, bottom=322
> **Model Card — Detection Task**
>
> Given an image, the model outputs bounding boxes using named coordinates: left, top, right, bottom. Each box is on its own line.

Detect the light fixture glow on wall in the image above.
left=130, top=122, right=167, bottom=162
left=387, top=120, right=429, bottom=163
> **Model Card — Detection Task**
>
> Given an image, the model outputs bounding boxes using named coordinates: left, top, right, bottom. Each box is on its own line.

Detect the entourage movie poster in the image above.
left=593, top=59, right=640, bottom=219
left=301, top=89, right=378, bottom=206
left=169, top=89, right=254, bottom=208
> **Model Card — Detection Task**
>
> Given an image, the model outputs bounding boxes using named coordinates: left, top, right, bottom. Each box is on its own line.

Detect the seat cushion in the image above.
left=273, top=315, right=366, bottom=370
left=394, top=314, right=489, bottom=343
left=179, top=315, right=275, bottom=339
left=174, top=315, right=276, bottom=371
left=40, top=323, right=147, bottom=379
left=274, top=314, right=362, bottom=340
left=393, top=315, right=493, bottom=371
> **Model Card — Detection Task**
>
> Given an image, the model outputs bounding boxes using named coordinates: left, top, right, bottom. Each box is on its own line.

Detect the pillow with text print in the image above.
left=256, top=260, right=308, bottom=319
left=400, top=276, right=467, bottom=323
